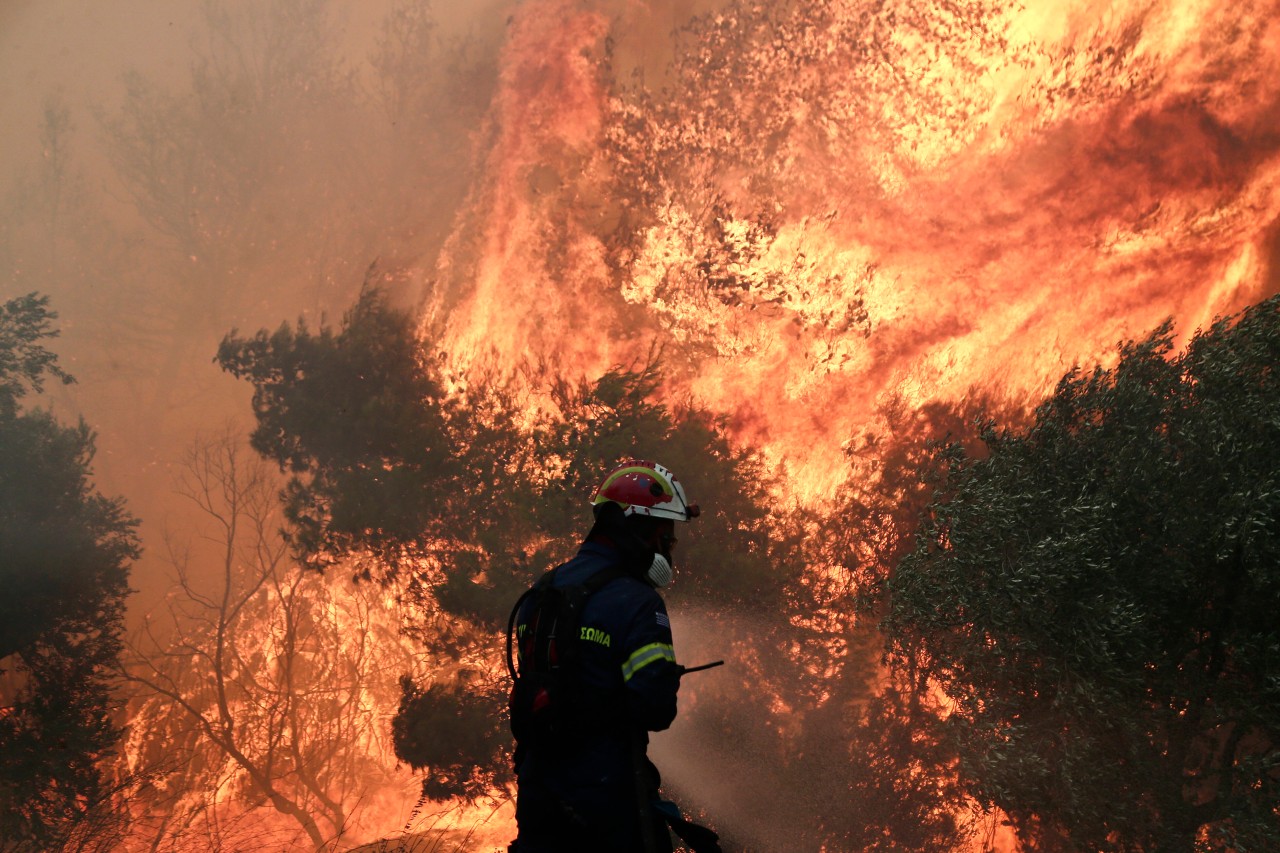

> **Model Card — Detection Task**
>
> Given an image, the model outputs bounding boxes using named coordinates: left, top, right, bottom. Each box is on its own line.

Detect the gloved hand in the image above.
left=654, top=800, right=722, bottom=853
left=670, top=818, right=721, bottom=853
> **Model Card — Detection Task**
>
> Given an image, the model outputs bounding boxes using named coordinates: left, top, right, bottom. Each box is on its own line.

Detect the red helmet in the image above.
left=591, top=460, right=700, bottom=522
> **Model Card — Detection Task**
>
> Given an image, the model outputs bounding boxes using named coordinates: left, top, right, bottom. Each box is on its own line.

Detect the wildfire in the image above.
left=409, top=5, right=1280, bottom=842
left=424, top=0, right=1280, bottom=501
left=100, top=0, right=1280, bottom=849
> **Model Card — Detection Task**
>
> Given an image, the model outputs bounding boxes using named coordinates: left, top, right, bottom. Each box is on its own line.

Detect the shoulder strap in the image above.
left=537, top=564, right=630, bottom=676
left=583, top=564, right=629, bottom=594
left=505, top=564, right=630, bottom=682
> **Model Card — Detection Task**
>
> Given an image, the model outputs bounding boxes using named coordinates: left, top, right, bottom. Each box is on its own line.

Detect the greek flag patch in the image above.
left=655, top=612, right=670, bottom=629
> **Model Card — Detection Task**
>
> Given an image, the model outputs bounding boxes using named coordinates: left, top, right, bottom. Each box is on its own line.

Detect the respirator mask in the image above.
left=644, top=527, right=679, bottom=588
left=646, top=553, right=673, bottom=588
left=593, top=503, right=677, bottom=588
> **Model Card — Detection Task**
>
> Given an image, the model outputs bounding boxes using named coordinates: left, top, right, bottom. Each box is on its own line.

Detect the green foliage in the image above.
left=882, top=296, right=1280, bottom=851
left=0, top=294, right=138, bottom=850
left=391, top=676, right=507, bottom=803
left=218, top=285, right=459, bottom=573
left=0, top=293, right=73, bottom=418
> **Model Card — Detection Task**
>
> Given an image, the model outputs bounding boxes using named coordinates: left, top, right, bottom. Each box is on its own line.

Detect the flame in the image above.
left=414, top=4, right=1280, bottom=842
left=115, top=567, right=441, bottom=852
left=108, top=1, right=1280, bottom=848
left=425, top=3, right=618, bottom=380
left=424, top=0, right=1280, bottom=503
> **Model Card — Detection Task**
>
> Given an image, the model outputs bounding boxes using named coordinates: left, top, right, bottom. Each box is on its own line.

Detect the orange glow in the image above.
left=105, top=1, right=1280, bottom=848
left=115, top=567, right=454, bottom=852
left=424, top=0, right=1280, bottom=504
left=425, top=2, right=617, bottom=382
left=413, top=3, right=1280, bottom=843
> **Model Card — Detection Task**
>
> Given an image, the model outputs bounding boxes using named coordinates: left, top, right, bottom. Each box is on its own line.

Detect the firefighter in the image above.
left=507, top=460, right=698, bottom=853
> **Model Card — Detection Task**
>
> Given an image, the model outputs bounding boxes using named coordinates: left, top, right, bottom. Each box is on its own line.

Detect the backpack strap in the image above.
left=545, top=565, right=628, bottom=677
left=583, top=564, right=629, bottom=595
left=507, top=564, right=632, bottom=682
left=507, top=563, right=637, bottom=745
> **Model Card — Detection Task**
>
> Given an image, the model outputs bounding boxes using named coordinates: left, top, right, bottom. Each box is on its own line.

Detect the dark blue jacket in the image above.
left=512, top=541, right=680, bottom=851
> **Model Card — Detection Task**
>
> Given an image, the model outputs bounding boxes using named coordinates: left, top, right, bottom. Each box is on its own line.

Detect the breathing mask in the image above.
left=646, top=553, right=673, bottom=588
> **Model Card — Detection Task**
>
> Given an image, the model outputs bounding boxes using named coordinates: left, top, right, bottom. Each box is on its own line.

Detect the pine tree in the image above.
left=0, top=294, right=138, bottom=850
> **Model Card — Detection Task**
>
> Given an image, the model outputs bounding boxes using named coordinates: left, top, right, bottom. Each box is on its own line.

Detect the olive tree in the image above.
left=880, top=296, right=1280, bottom=851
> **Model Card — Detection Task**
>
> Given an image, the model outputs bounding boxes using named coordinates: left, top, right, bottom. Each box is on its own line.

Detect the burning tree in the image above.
left=0, top=294, right=138, bottom=852
left=773, top=398, right=1023, bottom=852
left=119, top=432, right=422, bottom=852
left=216, top=283, right=803, bottom=626
left=875, top=297, right=1280, bottom=851
left=215, top=285, right=823, bottom=847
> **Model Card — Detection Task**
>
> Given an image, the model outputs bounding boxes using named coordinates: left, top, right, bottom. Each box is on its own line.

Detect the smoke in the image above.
left=0, top=0, right=512, bottom=613
left=654, top=606, right=802, bottom=852
left=5, top=0, right=1280, bottom=848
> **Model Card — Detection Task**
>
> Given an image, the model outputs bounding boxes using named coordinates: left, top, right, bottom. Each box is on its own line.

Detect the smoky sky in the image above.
left=0, top=0, right=740, bottom=618
left=0, top=0, right=522, bottom=613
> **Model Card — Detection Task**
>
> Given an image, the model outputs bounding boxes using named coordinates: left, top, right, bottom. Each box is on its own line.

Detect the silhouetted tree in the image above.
left=216, top=285, right=465, bottom=575
left=0, top=294, right=138, bottom=851
left=216, top=286, right=811, bottom=816
left=217, top=286, right=802, bottom=617
left=881, top=297, right=1280, bottom=851
left=392, top=675, right=507, bottom=803
left=120, top=432, right=418, bottom=852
